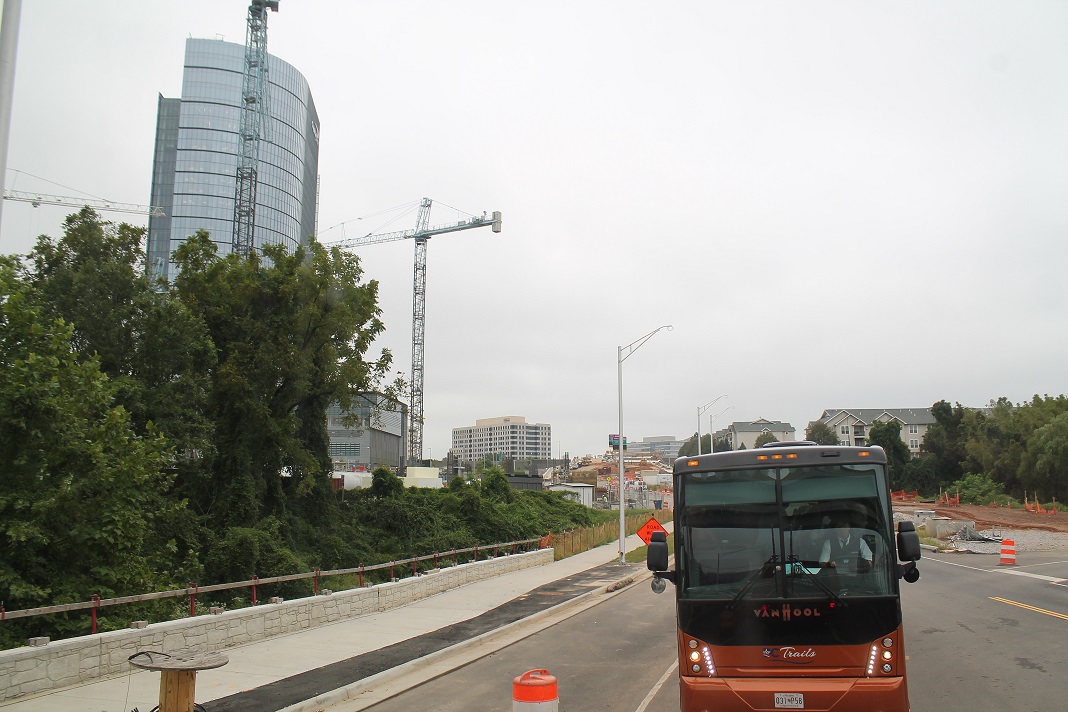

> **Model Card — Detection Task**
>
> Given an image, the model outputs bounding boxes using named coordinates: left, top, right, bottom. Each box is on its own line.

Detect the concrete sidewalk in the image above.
left=0, top=530, right=664, bottom=712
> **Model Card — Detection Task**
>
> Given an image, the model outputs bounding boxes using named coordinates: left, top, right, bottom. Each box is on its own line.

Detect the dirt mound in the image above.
left=923, top=504, right=1068, bottom=533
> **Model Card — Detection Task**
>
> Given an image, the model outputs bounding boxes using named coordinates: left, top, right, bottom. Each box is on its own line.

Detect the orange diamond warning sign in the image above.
left=637, top=516, right=668, bottom=545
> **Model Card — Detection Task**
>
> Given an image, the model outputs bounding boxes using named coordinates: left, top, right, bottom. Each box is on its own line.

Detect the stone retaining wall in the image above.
left=0, top=549, right=553, bottom=702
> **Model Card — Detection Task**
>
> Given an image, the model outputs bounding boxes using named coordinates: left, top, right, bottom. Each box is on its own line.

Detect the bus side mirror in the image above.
left=647, top=530, right=676, bottom=587
left=896, top=521, right=922, bottom=562
left=896, top=521, right=921, bottom=583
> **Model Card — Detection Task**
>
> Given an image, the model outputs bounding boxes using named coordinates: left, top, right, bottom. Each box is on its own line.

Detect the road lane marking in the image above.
left=924, top=557, right=1068, bottom=583
left=996, top=569, right=1067, bottom=583
left=990, top=597, right=1068, bottom=622
left=634, top=659, right=679, bottom=712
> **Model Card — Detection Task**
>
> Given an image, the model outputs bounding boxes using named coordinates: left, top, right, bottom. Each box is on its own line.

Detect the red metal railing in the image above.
left=0, top=537, right=544, bottom=638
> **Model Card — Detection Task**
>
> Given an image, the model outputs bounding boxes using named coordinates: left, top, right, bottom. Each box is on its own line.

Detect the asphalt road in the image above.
left=352, top=575, right=681, bottom=712
left=902, top=551, right=1068, bottom=712
left=345, top=551, right=1068, bottom=712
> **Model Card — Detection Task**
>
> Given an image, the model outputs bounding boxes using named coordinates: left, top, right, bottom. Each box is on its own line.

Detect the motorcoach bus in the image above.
left=647, top=442, right=921, bottom=712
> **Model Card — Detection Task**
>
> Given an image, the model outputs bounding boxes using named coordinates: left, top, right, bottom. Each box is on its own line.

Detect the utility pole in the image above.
left=0, top=0, right=23, bottom=234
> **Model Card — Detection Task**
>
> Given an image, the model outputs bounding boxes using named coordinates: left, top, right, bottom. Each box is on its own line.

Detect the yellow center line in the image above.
left=989, top=597, right=1068, bottom=622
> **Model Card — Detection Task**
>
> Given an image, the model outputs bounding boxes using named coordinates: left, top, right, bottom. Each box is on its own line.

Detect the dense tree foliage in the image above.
left=0, top=256, right=173, bottom=642
left=918, top=396, right=1068, bottom=502
left=868, top=421, right=911, bottom=488
left=0, top=212, right=608, bottom=647
left=677, top=432, right=707, bottom=457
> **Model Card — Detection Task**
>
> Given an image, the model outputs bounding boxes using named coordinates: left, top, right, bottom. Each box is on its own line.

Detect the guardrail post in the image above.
left=451, top=548, right=456, bottom=566
left=412, top=559, right=418, bottom=577
left=390, top=561, right=395, bottom=582
left=90, top=595, right=100, bottom=635
left=313, top=568, right=320, bottom=596
left=474, top=546, right=479, bottom=562
left=189, top=582, right=198, bottom=617
left=251, top=575, right=259, bottom=606
left=434, top=551, right=439, bottom=568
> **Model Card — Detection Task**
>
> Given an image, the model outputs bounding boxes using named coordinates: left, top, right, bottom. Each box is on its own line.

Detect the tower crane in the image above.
left=325, top=198, right=503, bottom=466
left=3, top=189, right=164, bottom=217
left=232, top=0, right=279, bottom=257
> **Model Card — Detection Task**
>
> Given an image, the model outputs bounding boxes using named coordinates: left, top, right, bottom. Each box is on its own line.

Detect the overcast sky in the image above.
left=3, top=1, right=1067, bottom=459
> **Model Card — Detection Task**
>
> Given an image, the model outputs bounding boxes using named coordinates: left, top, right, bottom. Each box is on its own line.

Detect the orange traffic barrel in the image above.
left=999, top=539, right=1016, bottom=566
left=513, top=669, right=559, bottom=711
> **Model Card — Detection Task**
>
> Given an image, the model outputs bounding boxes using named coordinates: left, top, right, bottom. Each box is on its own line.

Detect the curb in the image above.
left=277, top=566, right=651, bottom=712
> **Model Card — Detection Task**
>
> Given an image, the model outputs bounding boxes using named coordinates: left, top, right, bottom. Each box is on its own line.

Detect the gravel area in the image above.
left=892, top=510, right=1068, bottom=553
left=945, top=528, right=1068, bottom=554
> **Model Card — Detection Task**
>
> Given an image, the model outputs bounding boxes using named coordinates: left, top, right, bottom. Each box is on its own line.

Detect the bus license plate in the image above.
left=775, top=692, right=804, bottom=709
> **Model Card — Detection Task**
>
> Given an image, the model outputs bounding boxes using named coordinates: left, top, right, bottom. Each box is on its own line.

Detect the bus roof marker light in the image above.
left=757, top=455, right=768, bottom=461
left=786, top=453, right=798, bottom=459
left=687, top=460, right=700, bottom=467
left=859, top=451, right=871, bottom=457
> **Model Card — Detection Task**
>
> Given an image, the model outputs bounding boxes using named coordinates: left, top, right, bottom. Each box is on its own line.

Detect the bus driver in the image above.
left=819, top=519, right=872, bottom=574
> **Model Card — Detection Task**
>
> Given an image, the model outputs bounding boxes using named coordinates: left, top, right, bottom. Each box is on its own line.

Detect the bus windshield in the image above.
left=679, top=463, right=895, bottom=602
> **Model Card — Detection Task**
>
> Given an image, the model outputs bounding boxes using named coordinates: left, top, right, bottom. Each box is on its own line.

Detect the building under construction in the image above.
left=146, top=31, right=319, bottom=280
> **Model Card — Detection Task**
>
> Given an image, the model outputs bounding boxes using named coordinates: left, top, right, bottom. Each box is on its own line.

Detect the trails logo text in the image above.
left=762, top=646, right=817, bottom=665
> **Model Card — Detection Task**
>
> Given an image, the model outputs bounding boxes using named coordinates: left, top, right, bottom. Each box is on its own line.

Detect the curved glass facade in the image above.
left=147, top=39, right=319, bottom=280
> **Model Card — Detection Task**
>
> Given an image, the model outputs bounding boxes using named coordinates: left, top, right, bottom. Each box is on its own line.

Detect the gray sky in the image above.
left=3, top=1, right=1067, bottom=459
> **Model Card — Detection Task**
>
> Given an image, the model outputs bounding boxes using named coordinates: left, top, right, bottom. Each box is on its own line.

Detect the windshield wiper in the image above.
left=783, top=554, right=846, bottom=607
left=727, top=555, right=779, bottom=609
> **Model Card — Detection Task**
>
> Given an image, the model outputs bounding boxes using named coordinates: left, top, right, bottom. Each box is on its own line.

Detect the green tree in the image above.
left=170, top=233, right=392, bottom=527
left=23, top=209, right=217, bottom=529
left=754, top=432, right=778, bottom=448
left=899, top=455, right=939, bottom=496
left=868, top=420, right=911, bottom=487
left=1017, top=411, right=1068, bottom=502
left=370, top=466, right=404, bottom=499
left=712, top=436, right=732, bottom=452
left=0, top=258, right=173, bottom=642
left=481, top=467, right=514, bottom=503
left=677, top=432, right=698, bottom=457
left=922, top=400, right=967, bottom=488
left=805, top=421, right=839, bottom=445
left=951, top=473, right=1005, bottom=505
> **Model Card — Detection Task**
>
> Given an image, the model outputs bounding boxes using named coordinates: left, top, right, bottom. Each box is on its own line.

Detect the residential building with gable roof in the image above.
left=817, top=408, right=935, bottom=454
left=725, top=419, right=797, bottom=450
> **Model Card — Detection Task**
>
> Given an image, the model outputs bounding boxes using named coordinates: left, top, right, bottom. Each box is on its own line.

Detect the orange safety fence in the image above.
left=937, top=488, right=960, bottom=506
left=891, top=490, right=920, bottom=502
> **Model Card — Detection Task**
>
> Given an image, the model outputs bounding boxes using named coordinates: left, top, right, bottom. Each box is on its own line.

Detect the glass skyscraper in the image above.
left=147, top=38, right=319, bottom=280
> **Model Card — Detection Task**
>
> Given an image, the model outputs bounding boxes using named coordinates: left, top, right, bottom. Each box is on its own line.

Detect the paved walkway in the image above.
left=0, top=530, right=666, bottom=712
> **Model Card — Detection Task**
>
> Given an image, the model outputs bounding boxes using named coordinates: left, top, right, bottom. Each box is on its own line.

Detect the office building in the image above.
left=327, top=394, right=408, bottom=473
left=451, top=416, right=552, bottom=462
left=147, top=38, right=319, bottom=280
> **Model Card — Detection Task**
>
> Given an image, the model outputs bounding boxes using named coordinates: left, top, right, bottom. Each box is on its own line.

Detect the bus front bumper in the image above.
left=680, top=675, right=908, bottom=712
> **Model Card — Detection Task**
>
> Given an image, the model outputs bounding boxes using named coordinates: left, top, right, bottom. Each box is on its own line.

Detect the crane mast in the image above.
left=326, top=198, right=503, bottom=466
left=232, top=0, right=278, bottom=257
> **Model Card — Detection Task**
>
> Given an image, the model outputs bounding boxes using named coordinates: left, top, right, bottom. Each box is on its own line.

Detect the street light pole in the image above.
left=618, top=324, right=672, bottom=564
left=698, top=396, right=727, bottom=455
left=709, top=405, right=734, bottom=453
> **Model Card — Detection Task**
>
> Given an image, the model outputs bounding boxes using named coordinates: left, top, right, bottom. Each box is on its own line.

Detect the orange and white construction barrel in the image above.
left=999, top=538, right=1016, bottom=566
left=513, top=669, right=558, bottom=711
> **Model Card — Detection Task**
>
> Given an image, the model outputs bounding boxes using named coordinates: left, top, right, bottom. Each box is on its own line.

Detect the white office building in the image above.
left=451, top=416, right=551, bottom=462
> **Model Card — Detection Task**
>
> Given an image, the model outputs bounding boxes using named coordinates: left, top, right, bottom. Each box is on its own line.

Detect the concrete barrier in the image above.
left=0, top=549, right=553, bottom=702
